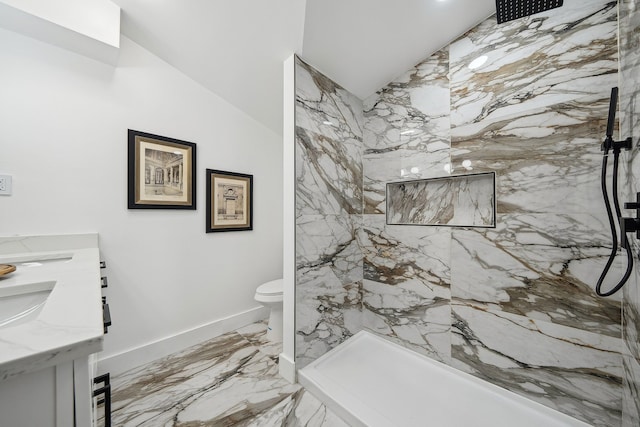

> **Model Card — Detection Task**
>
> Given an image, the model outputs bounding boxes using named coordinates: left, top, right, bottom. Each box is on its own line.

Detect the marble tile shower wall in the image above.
left=362, top=1, right=624, bottom=426
left=294, top=57, right=364, bottom=368
left=362, top=49, right=454, bottom=363
left=619, top=1, right=640, bottom=426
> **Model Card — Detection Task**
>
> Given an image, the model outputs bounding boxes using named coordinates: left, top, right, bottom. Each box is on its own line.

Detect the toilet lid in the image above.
left=256, top=279, right=283, bottom=296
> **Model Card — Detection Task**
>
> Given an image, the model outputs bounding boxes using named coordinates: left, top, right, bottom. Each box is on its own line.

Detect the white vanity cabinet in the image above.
left=0, top=234, right=106, bottom=427
left=75, top=353, right=101, bottom=427
left=0, top=354, right=98, bottom=427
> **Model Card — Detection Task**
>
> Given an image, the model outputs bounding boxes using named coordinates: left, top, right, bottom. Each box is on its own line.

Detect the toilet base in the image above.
left=266, top=305, right=283, bottom=342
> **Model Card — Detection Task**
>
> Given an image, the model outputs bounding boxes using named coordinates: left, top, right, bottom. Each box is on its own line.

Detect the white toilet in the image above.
left=254, top=278, right=283, bottom=342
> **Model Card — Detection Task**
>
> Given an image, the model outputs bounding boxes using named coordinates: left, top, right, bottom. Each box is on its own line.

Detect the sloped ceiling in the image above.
left=301, top=0, right=495, bottom=100
left=112, top=0, right=495, bottom=135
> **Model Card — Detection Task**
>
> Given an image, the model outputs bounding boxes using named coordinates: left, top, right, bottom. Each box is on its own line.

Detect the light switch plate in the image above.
left=0, top=175, right=13, bottom=195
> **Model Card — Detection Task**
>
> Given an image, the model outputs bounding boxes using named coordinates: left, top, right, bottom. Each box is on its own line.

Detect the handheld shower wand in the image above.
left=595, top=87, right=634, bottom=297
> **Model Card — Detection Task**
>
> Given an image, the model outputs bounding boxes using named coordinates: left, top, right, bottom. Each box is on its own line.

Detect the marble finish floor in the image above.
left=101, top=322, right=348, bottom=426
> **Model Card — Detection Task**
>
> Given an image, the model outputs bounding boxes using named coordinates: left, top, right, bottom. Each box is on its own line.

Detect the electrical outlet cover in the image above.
left=0, top=175, right=13, bottom=195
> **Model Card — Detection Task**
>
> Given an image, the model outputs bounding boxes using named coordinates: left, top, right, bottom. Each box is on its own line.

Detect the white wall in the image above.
left=0, top=0, right=120, bottom=47
left=0, top=27, right=283, bottom=372
left=0, top=0, right=120, bottom=64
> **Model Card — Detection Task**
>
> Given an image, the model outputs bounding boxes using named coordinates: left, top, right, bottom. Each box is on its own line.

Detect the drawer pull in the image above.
left=102, top=302, right=112, bottom=334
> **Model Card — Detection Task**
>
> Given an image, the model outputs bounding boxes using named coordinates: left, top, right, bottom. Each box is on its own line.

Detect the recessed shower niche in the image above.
left=386, top=172, right=496, bottom=228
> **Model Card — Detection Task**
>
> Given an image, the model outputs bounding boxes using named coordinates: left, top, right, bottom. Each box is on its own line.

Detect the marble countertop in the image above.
left=0, top=234, right=104, bottom=382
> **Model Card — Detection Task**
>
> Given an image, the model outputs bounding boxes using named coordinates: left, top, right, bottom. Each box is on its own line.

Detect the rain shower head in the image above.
left=495, top=0, right=564, bottom=24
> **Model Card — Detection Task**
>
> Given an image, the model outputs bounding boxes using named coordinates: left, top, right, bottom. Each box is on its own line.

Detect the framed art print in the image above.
left=206, top=169, right=253, bottom=232
left=128, top=129, right=196, bottom=209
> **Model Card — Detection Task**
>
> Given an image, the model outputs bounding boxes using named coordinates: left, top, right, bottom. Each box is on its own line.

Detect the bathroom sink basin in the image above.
left=0, top=281, right=55, bottom=329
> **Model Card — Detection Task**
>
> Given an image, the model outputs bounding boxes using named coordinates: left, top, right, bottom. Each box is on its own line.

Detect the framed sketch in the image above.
left=206, top=169, right=253, bottom=232
left=128, top=129, right=196, bottom=209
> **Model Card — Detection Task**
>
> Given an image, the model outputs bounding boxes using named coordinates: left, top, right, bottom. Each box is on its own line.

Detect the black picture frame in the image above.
left=128, top=129, right=196, bottom=210
left=206, top=169, right=253, bottom=232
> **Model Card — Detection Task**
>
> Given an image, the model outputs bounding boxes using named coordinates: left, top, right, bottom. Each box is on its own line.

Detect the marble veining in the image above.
left=295, top=271, right=361, bottom=369
left=296, top=57, right=363, bottom=216
left=449, top=0, right=618, bottom=129
left=0, top=234, right=98, bottom=255
left=295, top=58, right=363, bottom=144
left=450, top=95, right=613, bottom=216
left=355, top=1, right=623, bottom=425
left=451, top=302, right=622, bottom=427
left=295, top=273, right=361, bottom=368
left=623, top=274, right=640, bottom=361
left=295, top=215, right=362, bottom=368
left=294, top=1, right=626, bottom=425
left=619, top=0, right=640, bottom=424
left=622, top=351, right=640, bottom=427
left=0, top=235, right=103, bottom=382
left=620, top=0, right=640, bottom=360
left=106, top=322, right=348, bottom=426
left=363, top=49, right=450, bottom=214
left=296, top=127, right=363, bottom=215
left=295, top=57, right=364, bottom=369
left=451, top=213, right=621, bottom=336
left=449, top=0, right=618, bottom=218
left=386, top=173, right=494, bottom=227
left=296, top=215, right=362, bottom=283
left=361, top=215, right=451, bottom=362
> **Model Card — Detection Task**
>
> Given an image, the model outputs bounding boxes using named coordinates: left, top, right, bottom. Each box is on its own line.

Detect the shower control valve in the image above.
left=620, top=217, right=640, bottom=249
left=620, top=192, right=640, bottom=248
left=623, top=192, right=640, bottom=217
left=602, top=137, right=633, bottom=153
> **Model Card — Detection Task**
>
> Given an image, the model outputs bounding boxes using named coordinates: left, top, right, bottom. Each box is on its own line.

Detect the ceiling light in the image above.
left=468, top=55, right=488, bottom=70
left=410, top=167, right=420, bottom=174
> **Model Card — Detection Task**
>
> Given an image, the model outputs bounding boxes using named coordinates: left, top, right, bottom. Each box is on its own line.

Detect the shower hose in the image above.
left=595, top=145, right=633, bottom=296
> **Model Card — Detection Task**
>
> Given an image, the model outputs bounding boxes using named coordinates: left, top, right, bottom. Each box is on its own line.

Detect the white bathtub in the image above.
left=298, top=331, right=591, bottom=427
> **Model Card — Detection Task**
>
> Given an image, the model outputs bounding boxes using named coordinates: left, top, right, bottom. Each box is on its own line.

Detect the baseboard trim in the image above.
left=98, top=306, right=268, bottom=376
left=278, top=352, right=296, bottom=383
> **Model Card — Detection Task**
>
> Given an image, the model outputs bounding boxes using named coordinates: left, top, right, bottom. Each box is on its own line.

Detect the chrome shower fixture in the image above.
left=495, top=0, right=564, bottom=24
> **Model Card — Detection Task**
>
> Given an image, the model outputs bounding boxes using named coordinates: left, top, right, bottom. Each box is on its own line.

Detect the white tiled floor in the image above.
left=101, top=322, right=349, bottom=426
